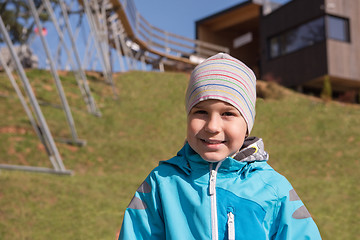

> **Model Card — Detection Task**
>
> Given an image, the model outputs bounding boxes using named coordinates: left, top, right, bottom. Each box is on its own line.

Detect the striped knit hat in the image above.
left=185, top=53, right=257, bottom=134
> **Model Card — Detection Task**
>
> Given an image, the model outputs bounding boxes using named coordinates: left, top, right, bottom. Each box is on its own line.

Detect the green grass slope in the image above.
left=0, top=70, right=359, bottom=239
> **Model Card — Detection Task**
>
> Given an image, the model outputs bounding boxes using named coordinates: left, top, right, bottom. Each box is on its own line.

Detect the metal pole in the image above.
left=100, top=0, right=111, bottom=76
left=0, top=53, right=57, bottom=167
left=83, top=0, right=118, bottom=97
left=44, top=0, right=101, bottom=117
left=0, top=164, right=72, bottom=175
left=0, top=54, right=37, bottom=134
left=117, top=22, right=136, bottom=70
left=0, top=15, right=69, bottom=173
left=82, top=34, right=94, bottom=70
left=109, top=15, right=125, bottom=72
left=28, top=0, right=85, bottom=146
left=82, top=0, right=111, bottom=77
left=59, top=0, right=101, bottom=116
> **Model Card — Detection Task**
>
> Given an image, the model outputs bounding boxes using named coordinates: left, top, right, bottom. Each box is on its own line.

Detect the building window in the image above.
left=268, top=17, right=325, bottom=59
left=326, top=15, right=350, bottom=42
left=268, top=15, right=351, bottom=59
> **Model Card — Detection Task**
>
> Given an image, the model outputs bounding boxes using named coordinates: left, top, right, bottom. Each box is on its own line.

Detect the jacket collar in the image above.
left=234, top=136, right=269, bottom=162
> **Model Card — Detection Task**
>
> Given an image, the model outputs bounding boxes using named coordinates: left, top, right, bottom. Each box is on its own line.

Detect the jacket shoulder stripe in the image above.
left=128, top=196, right=147, bottom=210
left=292, top=205, right=311, bottom=219
left=137, top=181, right=152, bottom=193
left=289, top=189, right=301, bottom=201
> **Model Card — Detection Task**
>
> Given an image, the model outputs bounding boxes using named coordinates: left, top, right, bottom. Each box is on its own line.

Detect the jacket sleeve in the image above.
left=271, top=178, right=322, bottom=240
left=119, top=172, right=165, bottom=240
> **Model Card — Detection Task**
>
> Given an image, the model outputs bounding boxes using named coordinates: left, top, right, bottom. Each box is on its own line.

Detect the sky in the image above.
left=133, top=0, right=292, bottom=39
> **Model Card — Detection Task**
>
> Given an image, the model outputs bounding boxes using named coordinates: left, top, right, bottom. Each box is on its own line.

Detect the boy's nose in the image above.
left=205, top=114, right=221, bottom=133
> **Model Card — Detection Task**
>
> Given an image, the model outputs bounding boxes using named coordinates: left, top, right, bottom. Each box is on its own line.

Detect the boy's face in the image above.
left=187, top=99, right=247, bottom=162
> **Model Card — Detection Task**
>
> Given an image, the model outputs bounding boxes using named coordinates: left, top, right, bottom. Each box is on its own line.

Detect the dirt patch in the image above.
left=65, top=144, right=78, bottom=152
left=42, top=84, right=53, bottom=91
left=0, top=126, right=32, bottom=135
left=7, top=144, right=28, bottom=165
left=37, top=142, right=46, bottom=152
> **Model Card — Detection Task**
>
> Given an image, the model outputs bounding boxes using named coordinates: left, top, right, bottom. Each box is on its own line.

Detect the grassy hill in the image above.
left=0, top=69, right=359, bottom=239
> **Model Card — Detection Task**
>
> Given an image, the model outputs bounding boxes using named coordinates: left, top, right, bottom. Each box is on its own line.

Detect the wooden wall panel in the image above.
left=325, top=0, right=360, bottom=82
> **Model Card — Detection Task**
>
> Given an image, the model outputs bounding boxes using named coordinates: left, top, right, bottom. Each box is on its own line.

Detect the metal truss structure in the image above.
left=0, top=0, right=228, bottom=175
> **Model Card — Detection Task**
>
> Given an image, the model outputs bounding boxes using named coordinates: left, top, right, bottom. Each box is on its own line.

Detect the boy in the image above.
left=119, top=53, right=322, bottom=239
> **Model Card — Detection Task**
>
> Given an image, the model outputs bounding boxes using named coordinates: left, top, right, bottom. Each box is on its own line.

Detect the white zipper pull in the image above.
left=227, top=212, right=235, bottom=240
left=209, top=170, right=217, bottom=195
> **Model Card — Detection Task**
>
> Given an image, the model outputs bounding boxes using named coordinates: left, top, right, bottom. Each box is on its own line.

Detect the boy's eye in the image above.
left=222, top=111, right=236, bottom=117
left=194, top=110, right=207, bottom=115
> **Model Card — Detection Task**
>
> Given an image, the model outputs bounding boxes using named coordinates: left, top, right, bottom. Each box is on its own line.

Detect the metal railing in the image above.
left=114, top=0, right=229, bottom=65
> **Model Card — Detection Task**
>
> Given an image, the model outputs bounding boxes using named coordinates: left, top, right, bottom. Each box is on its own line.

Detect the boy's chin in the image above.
left=200, top=150, right=239, bottom=162
left=204, top=158, right=224, bottom=163
left=200, top=154, right=227, bottom=163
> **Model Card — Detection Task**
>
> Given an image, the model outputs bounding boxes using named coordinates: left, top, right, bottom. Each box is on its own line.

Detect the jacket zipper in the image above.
left=227, top=212, right=235, bottom=240
left=209, top=161, right=224, bottom=240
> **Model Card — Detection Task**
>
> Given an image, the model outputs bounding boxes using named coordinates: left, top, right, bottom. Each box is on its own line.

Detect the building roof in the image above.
left=195, top=0, right=283, bottom=27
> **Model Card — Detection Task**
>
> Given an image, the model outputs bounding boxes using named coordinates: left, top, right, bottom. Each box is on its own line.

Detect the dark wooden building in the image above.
left=196, top=0, right=360, bottom=97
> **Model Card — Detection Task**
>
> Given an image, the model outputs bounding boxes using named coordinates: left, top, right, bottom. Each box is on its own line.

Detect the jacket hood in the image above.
left=160, top=137, right=269, bottom=176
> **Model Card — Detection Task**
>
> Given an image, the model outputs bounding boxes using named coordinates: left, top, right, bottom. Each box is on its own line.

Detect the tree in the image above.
left=321, top=75, right=332, bottom=101
left=0, top=0, right=56, bottom=44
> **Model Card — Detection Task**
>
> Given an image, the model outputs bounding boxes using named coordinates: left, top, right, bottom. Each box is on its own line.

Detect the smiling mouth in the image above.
left=201, top=139, right=225, bottom=144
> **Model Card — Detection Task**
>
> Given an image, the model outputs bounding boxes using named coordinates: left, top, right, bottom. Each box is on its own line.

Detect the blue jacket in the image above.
left=119, top=137, right=322, bottom=239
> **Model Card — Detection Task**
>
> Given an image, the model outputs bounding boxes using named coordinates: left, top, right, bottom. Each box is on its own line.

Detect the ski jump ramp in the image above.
left=85, top=0, right=229, bottom=71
